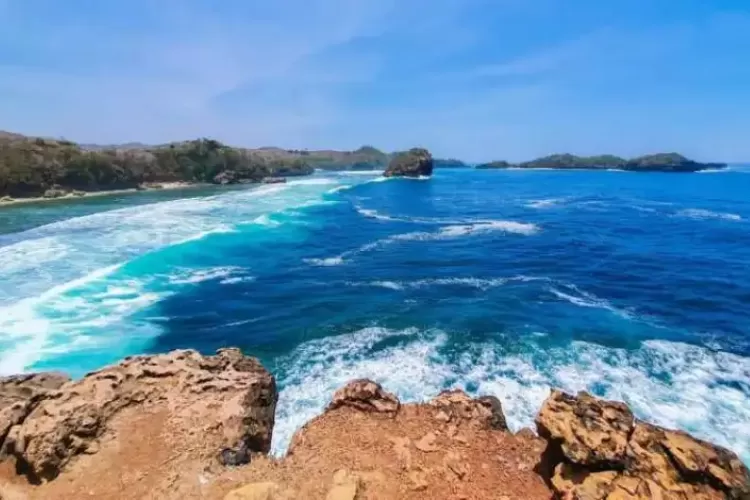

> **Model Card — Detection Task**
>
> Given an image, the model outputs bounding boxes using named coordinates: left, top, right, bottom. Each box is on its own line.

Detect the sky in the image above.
left=1, top=0, right=749, bottom=162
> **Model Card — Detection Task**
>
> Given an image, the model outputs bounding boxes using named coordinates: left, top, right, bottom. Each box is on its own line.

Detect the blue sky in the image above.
left=1, top=0, right=749, bottom=161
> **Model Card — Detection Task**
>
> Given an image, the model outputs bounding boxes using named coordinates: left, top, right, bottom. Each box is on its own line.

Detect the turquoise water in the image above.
left=1, top=168, right=749, bottom=460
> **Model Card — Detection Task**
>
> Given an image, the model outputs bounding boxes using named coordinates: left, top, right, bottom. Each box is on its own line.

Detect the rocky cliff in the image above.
left=0, top=350, right=747, bottom=499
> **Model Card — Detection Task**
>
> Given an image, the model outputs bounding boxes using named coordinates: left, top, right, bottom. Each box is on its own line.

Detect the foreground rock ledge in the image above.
left=0, top=354, right=747, bottom=499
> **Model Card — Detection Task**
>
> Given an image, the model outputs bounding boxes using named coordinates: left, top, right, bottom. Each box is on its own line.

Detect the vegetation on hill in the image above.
left=475, top=160, right=512, bottom=169
left=384, top=148, right=434, bottom=177
left=266, top=145, right=390, bottom=171
left=475, top=153, right=725, bottom=172
left=518, top=154, right=626, bottom=169
left=433, top=158, right=469, bottom=168
left=0, top=135, right=314, bottom=198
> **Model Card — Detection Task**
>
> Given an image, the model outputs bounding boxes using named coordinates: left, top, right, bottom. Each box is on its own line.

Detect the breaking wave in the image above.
left=677, top=208, right=743, bottom=222
left=271, top=326, right=750, bottom=463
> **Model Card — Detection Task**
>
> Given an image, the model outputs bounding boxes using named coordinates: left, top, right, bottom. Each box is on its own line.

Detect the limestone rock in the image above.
left=327, top=379, right=399, bottom=414
left=213, top=170, right=239, bottom=185
left=42, top=185, right=67, bottom=198
left=537, top=389, right=750, bottom=499
left=0, top=373, right=70, bottom=411
left=429, top=390, right=508, bottom=431
left=383, top=148, right=433, bottom=177
left=3, top=348, right=277, bottom=481
left=536, top=389, right=632, bottom=466
left=415, top=432, right=439, bottom=453
left=326, top=469, right=360, bottom=500
left=0, top=373, right=70, bottom=456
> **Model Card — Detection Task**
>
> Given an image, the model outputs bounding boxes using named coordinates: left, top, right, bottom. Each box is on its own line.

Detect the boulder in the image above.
left=213, top=170, right=239, bottom=185
left=1, top=348, right=277, bottom=482
left=536, top=389, right=750, bottom=499
left=42, top=185, right=67, bottom=198
left=430, top=390, right=508, bottom=431
left=327, top=379, right=399, bottom=414
left=383, top=148, right=433, bottom=177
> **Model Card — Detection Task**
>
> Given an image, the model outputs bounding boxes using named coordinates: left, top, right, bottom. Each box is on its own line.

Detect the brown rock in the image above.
left=0, top=373, right=70, bottom=411
left=430, top=390, right=508, bottom=431
left=408, top=469, right=429, bottom=491
left=536, top=389, right=633, bottom=466
left=327, top=379, right=399, bottom=414
left=444, top=451, right=469, bottom=480
left=4, top=348, right=277, bottom=481
left=415, top=432, right=439, bottom=453
left=0, top=372, right=70, bottom=457
left=537, top=390, right=750, bottom=500
left=326, top=469, right=360, bottom=500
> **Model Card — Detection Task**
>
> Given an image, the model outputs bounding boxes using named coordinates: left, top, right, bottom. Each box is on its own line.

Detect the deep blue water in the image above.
left=1, top=168, right=749, bottom=459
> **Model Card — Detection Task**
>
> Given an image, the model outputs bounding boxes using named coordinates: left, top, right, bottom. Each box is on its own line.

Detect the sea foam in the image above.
left=677, top=208, right=743, bottom=222
left=270, top=326, right=750, bottom=464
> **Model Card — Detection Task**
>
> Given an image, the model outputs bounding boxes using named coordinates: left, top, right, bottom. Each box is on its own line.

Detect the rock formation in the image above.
left=536, top=390, right=750, bottom=499
left=0, top=354, right=748, bottom=500
left=383, top=148, right=434, bottom=177
left=0, top=348, right=276, bottom=493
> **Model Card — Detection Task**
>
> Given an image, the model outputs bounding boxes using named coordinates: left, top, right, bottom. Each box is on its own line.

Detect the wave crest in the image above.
left=677, top=208, right=742, bottom=222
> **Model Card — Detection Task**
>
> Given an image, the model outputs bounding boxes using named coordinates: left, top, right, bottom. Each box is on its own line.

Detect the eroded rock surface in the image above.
left=0, top=373, right=70, bottom=459
left=429, top=390, right=508, bottom=431
left=0, top=348, right=276, bottom=482
left=537, top=389, right=750, bottom=499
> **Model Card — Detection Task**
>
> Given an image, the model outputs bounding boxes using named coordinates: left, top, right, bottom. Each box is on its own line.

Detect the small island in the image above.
left=384, top=148, right=434, bottom=177
left=476, top=152, right=726, bottom=172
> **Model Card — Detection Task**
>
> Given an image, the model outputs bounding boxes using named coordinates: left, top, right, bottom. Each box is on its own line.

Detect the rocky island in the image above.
left=0, top=348, right=747, bottom=499
left=384, top=148, right=434, bottom=177
left=476, top=153, right=726, bottom=172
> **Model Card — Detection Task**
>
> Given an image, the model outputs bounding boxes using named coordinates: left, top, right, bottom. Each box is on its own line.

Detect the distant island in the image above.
left=476, top=153, right=726, bottom=172
left=433, top=158, right=469, bottom=168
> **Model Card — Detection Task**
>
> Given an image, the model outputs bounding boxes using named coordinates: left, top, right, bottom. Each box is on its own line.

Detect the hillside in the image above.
left=0, top=133, right=320, bottom=199
left=476, top=153, right=726, bottom=172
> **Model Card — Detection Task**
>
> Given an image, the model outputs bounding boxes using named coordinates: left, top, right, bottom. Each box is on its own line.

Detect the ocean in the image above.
left=1, top=167, right=748, bottom=461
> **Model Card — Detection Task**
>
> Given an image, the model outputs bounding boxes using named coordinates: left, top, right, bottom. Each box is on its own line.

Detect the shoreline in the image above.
left=0, top=182, right=208, bottom=208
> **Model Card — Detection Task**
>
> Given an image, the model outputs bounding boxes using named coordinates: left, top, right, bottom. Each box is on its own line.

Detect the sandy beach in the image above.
left=0, top=182, right=203, bottom=207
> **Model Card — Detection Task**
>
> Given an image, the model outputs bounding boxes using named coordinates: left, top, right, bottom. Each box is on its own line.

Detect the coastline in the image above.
left=0, top=181, right=206, bottom=208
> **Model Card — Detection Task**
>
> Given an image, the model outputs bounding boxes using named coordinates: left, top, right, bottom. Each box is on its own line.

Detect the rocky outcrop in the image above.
left=213, top=170, right=240, bottom=185
left=327, top=379, right=400, bottom=414
left=537, top=389, right=750, bottom=499
left=0, top=348, right=276, bottom=482
left=1, top=365, right=748, bottom=499
left=429, top=389, right=508, bottom=431
left=383, top=148, right=434, bottom=177
left=261, top=177, right=287, bottom=184
left=0, top=373, right=70, bottom=459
